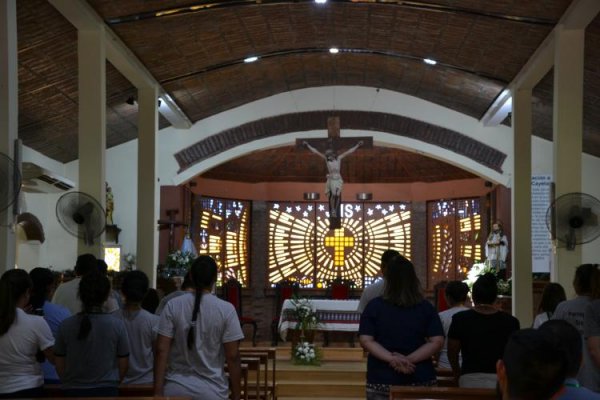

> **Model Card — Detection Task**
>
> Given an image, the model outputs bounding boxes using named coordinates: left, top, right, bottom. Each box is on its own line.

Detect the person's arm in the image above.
left=588, top=336, right=600, bottom=368
left=154, top=334, right=172, bottom=396
left=224, top=340, right=242, bottom=400
left=360, top=335, right=413, bottom=373
left=55, top=356, right=65, bottom=380
left=43, top=347, right=55, bottom=365
left=303, top=141, right=326, bottom=160
left=447, top=338, right=461, bottom=380
left=118, top=356, right=128, bottom=382
left=406, top=336, right=444, bottom=364
left=337, top=140, right=363, bottom=160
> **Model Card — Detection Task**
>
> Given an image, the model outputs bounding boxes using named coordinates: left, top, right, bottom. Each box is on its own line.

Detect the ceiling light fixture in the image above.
left=244, top=56, right=258, bottom=63
left=423, top=58, right=437, bottom=65
left=315, top=0, right=327, bottom=4
left=329, top=47, right=339, bottom=54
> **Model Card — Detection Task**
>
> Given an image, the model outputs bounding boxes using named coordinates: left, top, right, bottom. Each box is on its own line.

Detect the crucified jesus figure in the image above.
left=303, top=140, right=363, bottom=218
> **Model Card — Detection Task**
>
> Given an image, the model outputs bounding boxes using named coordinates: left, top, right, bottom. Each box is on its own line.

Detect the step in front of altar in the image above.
left=275, top=359, right=366, bottom=398
left=275, top=346, right=365, bottom=362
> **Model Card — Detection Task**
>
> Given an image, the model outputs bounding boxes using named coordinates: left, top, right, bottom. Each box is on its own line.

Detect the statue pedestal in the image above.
left=105, top=224, right=121, bottom=244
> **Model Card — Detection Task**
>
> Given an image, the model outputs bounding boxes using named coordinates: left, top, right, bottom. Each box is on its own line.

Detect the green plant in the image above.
left=290, top=297, right=320, bottom=333
left=464, top=261, right=512, bottom=296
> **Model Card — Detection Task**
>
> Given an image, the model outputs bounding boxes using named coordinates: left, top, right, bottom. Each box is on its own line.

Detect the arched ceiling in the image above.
left=16, top=0, right=600, bottom=183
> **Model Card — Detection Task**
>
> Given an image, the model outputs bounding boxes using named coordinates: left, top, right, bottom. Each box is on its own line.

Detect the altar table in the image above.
left=278, top=299, right=360, bottom=341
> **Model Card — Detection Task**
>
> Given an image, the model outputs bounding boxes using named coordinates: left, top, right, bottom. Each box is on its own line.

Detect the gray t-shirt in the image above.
left=553, top=296, right=600, bottom=392
left=54, top=313, right=130, bottom=389
left=157, top=292, right=244, bottom=400
left=116, top=309, right=159, bottom=384
left=155, top=290, right=187, bottom=315
left=358, top=279, right=385, bottom=313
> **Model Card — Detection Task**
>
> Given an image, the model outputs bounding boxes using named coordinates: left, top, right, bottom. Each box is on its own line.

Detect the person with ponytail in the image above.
left=154, top=255, right=244, bottom=400
left=54, top=271, right=130, bottom=397
left=0, top=269, right=55, bottom=398
left=29, top=267, right=71, bottom=384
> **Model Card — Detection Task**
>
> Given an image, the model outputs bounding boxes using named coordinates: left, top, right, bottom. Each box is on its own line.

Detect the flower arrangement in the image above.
left=290, top=297, right=320, bottom=333
left=123, top=253, right=136, bottom=270
left=464, top=261, right=512, bottom=296
left=163, top=250, right=195, bottom=277
left=292, top=341, right=322, bottom=366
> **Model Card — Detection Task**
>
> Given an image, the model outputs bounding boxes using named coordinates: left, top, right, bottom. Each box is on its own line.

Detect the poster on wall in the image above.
left=531, top=175, right=553, bottom=273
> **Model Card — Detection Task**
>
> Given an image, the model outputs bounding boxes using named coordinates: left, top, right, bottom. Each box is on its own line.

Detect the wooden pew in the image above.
left=389, top=386, right=496, bottom=400
left=240, top=356, right=262, bottom=400
left=226, top=362, right=249, bottom=400
left=435, top=368, right=457, bottom=387
left=240, top=347, right=277, bottom=400
left=41, top=397, right=189, bottom=400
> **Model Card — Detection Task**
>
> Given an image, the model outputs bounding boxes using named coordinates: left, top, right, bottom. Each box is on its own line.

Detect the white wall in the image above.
left=16, top=86, right=600, bottom=270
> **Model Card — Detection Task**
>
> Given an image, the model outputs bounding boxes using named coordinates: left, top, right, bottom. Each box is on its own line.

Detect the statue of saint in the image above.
left=303, top=140, right=363, bottom=218
left=106, top=182, right=114, bottom=225
left=485, top=221, right=508, bottom=276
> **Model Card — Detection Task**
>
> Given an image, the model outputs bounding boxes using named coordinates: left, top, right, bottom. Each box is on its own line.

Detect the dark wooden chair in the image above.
left=271, top=279, right=299, bottom=346
left=433, top=280, right=449, bottom=312
left=223, top=278, right=258, bottom=346
left=389, top=386, right=496, bottom=399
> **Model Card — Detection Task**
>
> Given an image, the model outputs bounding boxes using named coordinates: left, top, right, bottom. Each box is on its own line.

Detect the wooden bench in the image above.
left=389, top=386, right=496, bottom=400
left=435, top=368, right=457, bottom=387
left=41, top=397, right=189, bottom=400
left=240, top=347, right=277, bottom=400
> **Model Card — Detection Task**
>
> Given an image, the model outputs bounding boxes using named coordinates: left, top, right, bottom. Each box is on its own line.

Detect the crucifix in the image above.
left=297, top=117, right=372, bottom=230
left=157, top=209, right=188, bottom=253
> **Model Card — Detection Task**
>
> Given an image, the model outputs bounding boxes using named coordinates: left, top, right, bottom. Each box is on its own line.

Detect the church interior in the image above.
left=2, top=0, right=600, bottom=399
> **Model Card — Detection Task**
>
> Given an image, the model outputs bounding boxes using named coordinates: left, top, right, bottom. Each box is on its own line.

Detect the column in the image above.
left=136, top=86, right=159, bottom=287
left=77, top=27, right=106, bottom=257
left=552, top=26, right=584, bottom=298
left=511, top=88, right=533, bottom=326
left=0, top=0, right=17, bottom=273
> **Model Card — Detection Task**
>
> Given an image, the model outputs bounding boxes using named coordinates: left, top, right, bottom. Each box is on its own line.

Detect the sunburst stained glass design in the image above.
left=193, top=197, right=250, bottom=287
left=268, top=202, right=411, bottom=288
left=427, top=198, right=482, bottom=289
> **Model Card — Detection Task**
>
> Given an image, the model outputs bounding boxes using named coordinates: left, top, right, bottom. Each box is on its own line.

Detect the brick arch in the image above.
left=174, top=110, right=506, bottom=173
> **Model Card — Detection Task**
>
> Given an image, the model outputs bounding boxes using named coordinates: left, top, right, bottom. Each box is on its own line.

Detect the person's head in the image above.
left=444, top=281, right=469, bottom=307
left=537, top=282, right=567, bottom=314
left=77, top=271, right=111, bottom=340
left=0, top=269, right=33, bottom=335
left=29, top=267, right=56, bottom=310
left=380, top=249, right=400, bottom=274
left=383, top=254, right=423, bottom=307
left=74, top=253, right=97, bottom=277
left=96, top=259, right=108, bottom=275
left=121, top=271, right=149, bottom=305
left=187, top=255, right=219, bottom=348
left=539, top=319, right=582, bottom=378
left=497, top=329, right=566, bottom=400
left=181, top=272, right=195, bottom=291
left=573, top=263, right=597, bottom=295
left=472, top=273, right=497, bottom=305
left=591, top=267, right=600, bottom=300
left=141, top=288, right=160, bottom=314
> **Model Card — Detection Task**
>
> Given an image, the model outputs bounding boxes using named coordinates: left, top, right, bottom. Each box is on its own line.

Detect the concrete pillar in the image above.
left=511, top=88, right=533, bottom=326
left=136, top=87, right=159, bottom=287
left=0, top=0, right=17, bottom=272
left=552, top=26, right=584, bottom=299
left=77, top=27, right=106, bottom=257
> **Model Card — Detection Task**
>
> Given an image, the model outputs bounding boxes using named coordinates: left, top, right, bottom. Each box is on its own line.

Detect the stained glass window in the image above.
left=427, top=198, right=482, bottom=289
left=268, top=202, right=412, bottom=288
left=193, top=197, right=250, bottom=287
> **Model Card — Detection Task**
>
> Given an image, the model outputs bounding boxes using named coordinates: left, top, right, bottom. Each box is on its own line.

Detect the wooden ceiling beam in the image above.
left=481, top=0, right=600, bottom=127
left=48, top=0, right=192, bottom=129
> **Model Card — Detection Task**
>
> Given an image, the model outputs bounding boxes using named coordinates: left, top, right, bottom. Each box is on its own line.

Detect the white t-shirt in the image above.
left=0, top=308, right=55, bottom=394
left=116, top=309, right=160, bottom=384
left=157, top=292, right=244, bottom=400
left=532, top=312, right=550, bottom=329
left=358, top=279, right=384, bottom=313
left=437, top=306, right=468, bottom=369
left=52, top=277, right=82, bottom=314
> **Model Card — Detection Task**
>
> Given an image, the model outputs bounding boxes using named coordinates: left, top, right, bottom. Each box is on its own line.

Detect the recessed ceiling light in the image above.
left=244, top=56, right=258, bottom=63
left=423, top=58, right=437, bottom=65
left=329, top=48, right=339, bottom=54
left=315, top=0, right=327, bottom=3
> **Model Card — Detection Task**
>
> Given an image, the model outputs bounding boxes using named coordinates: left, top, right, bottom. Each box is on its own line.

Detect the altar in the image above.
left=278, top=299, right=361, bottom=341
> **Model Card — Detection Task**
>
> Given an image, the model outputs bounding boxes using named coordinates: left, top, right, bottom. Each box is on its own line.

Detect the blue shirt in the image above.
left=42, top=301, right=71, bottom=382
left=554, top=378, right=600, bottom=399
left=359, top=297, right=443, bottom=385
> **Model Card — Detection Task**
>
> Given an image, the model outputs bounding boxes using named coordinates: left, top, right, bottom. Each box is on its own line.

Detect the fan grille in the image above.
left=546, top=192, right=600, bottom=248
left=56, top=192, right=106, bottom=245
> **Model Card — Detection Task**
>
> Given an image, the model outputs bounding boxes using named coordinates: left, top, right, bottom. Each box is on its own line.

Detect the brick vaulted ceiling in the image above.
left=17, top=0, right=600, bottom=184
